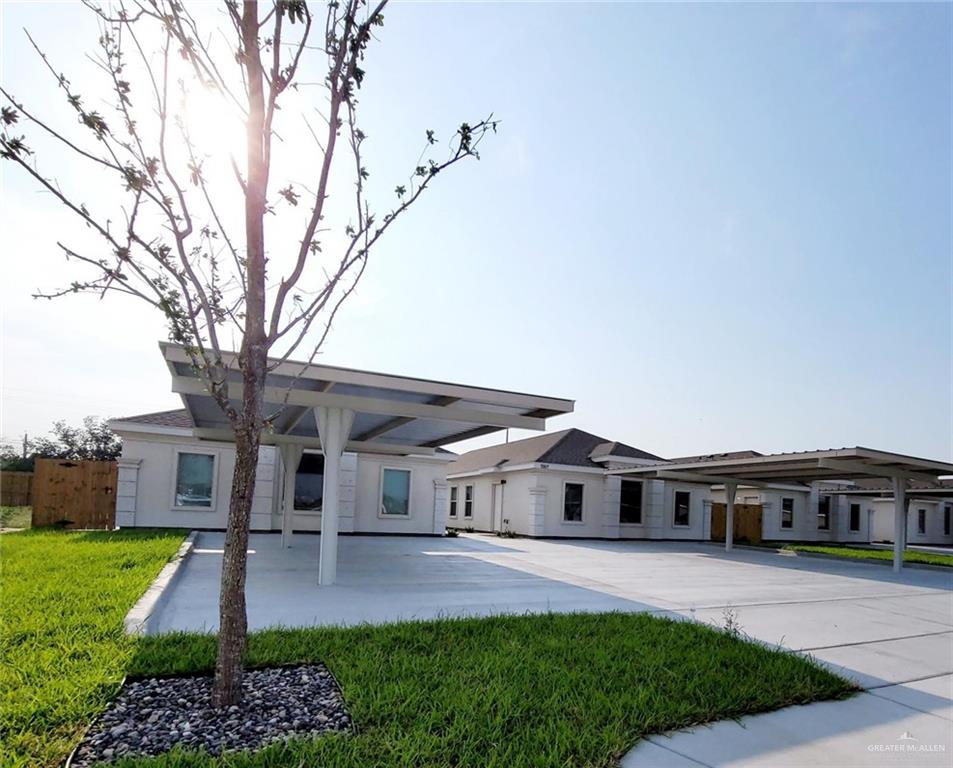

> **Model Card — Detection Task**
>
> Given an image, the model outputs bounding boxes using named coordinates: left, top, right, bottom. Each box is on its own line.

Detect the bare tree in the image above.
left=1, top=0, right=495, bottom=706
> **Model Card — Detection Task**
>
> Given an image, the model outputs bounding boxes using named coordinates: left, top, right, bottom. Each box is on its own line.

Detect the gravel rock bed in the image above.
left=70, top=665, right=351, bottom=766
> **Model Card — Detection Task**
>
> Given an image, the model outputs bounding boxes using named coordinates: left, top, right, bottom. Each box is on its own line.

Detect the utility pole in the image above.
left=21, top=433, right=28, bottom=459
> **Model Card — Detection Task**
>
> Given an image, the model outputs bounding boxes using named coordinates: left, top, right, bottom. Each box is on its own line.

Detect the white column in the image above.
left=725, top=481, right=737, bottom=553
left=279, top=444, right=303, bottom=548
left=316, top=406, right=355, bottom=586
left=892, top=475, right=907, bottom=573
left=115, top=458, right=142, bottom=528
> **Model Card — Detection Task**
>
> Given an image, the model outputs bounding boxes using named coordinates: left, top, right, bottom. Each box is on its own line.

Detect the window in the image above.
left=174, top=452, right=215, bottom=508
left=945, top=505, right=951, bottom=536
left=673, top=490, right=691, bottom=527
left=294, top=452, right=324, bottom=511
left=849, top=503, right=861, bottom=533
left=449, top=486, right=458, bottom=518
left=563, top=482, right=584, bottom=522
left=781, top=497, right=794, bottom=529
left=464, top=485, right=473, bottom=518
left=380, top=468, right=411, bottom=517
left=619, top=479, right=643, bottom=524
left=817, top=495, right=831, bottom=530
left=918, top=509, right=926, bottom=535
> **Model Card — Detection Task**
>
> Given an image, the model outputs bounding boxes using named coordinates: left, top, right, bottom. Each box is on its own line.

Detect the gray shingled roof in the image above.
left=448, top=429, right=664, bottom=475
left=112, top=409, right=193, bottom=428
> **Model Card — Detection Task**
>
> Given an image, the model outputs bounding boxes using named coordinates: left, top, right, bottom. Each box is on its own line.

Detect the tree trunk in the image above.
left=211, top=413, right=261, bottom=706
left=212, top=0, right=269, bottom=707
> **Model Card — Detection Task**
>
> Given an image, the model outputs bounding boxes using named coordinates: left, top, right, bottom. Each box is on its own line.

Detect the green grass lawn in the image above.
left=777, top=543, right=953, bottom=568
left=1, top=506, right=32, bottom=529
left=120, top=613, right=854, bottom=768
left=2, top=527, right=855, bottom=768
left=0, top=528, right=187, bottom=768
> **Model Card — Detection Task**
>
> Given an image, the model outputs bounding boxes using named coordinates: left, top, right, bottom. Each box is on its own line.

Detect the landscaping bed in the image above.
left=774, top=542, right=953, bottom=568
left=0, top=527, right=187, bottom=768
left=70, top=665, right=351, bottom=766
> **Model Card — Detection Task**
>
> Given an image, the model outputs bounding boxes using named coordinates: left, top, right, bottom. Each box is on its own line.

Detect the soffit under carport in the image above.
left=161, top=342, right=574, bottom=454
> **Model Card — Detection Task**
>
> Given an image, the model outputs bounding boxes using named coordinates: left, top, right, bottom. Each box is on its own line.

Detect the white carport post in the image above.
left=891, top=475, right=908, bottom=573
left=316, top=406, right=355, bottom=586
left=279, top=444, right=304, bottom=548
left=724, top=481, right=737, bottom=553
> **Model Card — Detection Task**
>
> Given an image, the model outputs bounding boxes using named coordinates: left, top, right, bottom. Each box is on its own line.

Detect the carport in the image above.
left=161, top=342, right=574, bottom=585
left=611, top=448, right=953, bottom=572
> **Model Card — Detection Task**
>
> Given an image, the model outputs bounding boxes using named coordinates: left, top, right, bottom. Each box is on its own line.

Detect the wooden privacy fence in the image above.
left=32, top=459, right=118, bottom=529
left=0, top=471, right=33, bottom=506
left=711, top=502, right=763, bottom=545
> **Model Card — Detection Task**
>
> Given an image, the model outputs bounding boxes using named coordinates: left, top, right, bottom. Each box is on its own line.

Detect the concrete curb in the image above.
left=124, top=530, right=199, bottom=636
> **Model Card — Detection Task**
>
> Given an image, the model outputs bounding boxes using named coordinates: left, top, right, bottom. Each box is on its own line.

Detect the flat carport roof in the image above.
left=161, top=342, right=574, bottom=584
left=610, top=447, right=953, bottom=572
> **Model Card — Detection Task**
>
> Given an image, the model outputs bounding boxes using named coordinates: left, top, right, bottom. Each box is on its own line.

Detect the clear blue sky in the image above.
left=1, top=1, right=950, bottom=460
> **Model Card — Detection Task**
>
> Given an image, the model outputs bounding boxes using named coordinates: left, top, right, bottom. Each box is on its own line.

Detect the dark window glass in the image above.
left=849, top=503, right=861, bottom=532
left=781, top=497, right=794, bottom=529
left=918, top=508, right=926, bottom=534
left=381, top=468, right=411, bottom=516
left=817, top=495, right=830, bottom=530
left=449, top=486, right=458, bottom=518
left=673, top=491, right=691, bottom=527
left=175, top=452, right=214, bottom=507
left=464, top=485, right=473, bottom=518
left=620, top=480, right=643, bottom=524
left=563, top=483, right=584, bottom=522
left=294, top=452, right=324, bottom=511
left=945, top=505, right=951, bottom=536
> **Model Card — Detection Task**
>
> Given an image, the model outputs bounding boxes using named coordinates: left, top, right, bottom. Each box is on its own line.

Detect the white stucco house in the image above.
left=445, top=428, right=713, bottom=541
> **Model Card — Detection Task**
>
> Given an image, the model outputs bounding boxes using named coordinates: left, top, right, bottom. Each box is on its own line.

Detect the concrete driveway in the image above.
left=153, top=532, right=953, bottom=766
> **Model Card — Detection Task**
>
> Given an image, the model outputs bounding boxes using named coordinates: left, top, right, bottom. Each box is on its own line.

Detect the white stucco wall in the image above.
left=116, top=428, right=450, bottom=535
left=871, top=498, right=953, bottom=545
left=117, top=433, right=277, bottom=531
left=447, top=468, right=712, bottom=540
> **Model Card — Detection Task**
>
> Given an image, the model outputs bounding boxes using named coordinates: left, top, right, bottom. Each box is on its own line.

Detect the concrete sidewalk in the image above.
left=153, top=532, right=953, bottom=765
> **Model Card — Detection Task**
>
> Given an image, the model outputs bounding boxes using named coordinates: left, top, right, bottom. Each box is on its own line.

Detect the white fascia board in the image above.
left=162, top=342, right=574, bottom=415
left=109, top=421, right=194, bottom=439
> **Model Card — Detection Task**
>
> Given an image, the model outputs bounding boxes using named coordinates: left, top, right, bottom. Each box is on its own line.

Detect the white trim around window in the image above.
left=378, top=466, right=413, bottom=518
left=448, top=485, right=458, bottom=519
left=171, top=447, right=219, bottom=511
left=672, top=489, right=691, bottom=528
left=463, top=484, right=473, bottom=518
left=562, top=480, right=585, bottom=524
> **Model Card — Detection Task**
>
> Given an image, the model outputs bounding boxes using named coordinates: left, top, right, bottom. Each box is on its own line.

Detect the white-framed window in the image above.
left=294, top=451, right=324, bottom=512
left=781, top=497, right=794, bottom=529
left=464, top=485, right=473, bottom=518
left=849, top=503, right=861, bottom=532
left=673, top=490, right=691, bottom=527
left=817, top=495, right=831, bottom=530
left=563, top=482, right=584, bottom=522
left=379, top=467, right=412, bottom=517
left=173, top=449, right=217, bottom=510
left=619, top=479, right=643, bottom=524
left=917, top=508, right=926, bottom=535
left=449, top=486, right=458, bottom=518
